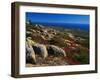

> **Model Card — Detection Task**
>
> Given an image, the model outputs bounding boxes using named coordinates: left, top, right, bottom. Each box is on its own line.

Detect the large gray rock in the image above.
left=47, top=45, right=66, bottom=57
left=33, top=43, right=48, bottom=59
left=26, top=41, right=36, bottom=64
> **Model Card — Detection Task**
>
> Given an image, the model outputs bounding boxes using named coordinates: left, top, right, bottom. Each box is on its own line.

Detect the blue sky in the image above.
left=26, top=12, right=89, bottom=25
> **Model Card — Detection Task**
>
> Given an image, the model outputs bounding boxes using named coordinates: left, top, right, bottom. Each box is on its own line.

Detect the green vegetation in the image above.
left=73, top=47, right=89, bottom=64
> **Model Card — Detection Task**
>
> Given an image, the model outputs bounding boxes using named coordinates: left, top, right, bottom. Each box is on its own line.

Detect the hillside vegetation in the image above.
left=26, top=22, right=89, bottom=67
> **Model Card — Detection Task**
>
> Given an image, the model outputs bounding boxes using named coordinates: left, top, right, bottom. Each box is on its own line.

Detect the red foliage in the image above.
left=63, top=56, right=80, bottom=65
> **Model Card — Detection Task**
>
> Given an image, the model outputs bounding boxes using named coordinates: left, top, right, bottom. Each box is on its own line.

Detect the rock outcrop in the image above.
left=47, top=45, right=66, bottom=57
left=33, top=43, right=48, bottom=59
left=26, top=41, right=36, bottom=64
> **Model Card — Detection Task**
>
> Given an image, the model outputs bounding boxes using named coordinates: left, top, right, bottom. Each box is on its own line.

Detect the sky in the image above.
left=26, top=12, right=90, bottom=25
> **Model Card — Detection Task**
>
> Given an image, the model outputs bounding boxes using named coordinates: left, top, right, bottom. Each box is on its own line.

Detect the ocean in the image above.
left=31, top=22, right=89, bottom=31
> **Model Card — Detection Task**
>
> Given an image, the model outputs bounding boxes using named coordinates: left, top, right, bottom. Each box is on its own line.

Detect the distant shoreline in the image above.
left=28, top=21, right=89, bottom=31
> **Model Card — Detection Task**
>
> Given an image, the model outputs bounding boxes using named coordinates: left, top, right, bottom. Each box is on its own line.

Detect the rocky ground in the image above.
left=26, top=22, right=89, bottom=67
left=26, top=54, right=69, bottom=67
